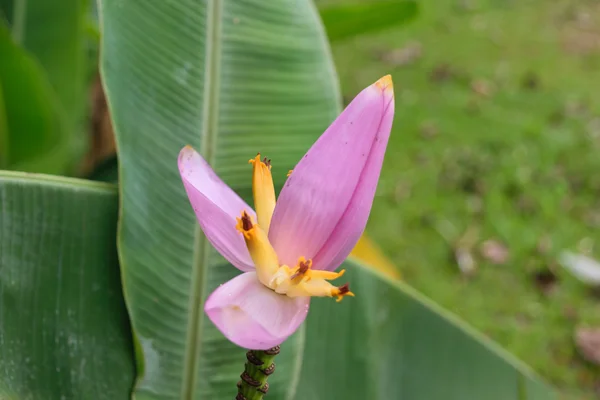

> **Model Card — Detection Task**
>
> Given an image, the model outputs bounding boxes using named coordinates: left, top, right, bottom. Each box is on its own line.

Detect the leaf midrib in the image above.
left=180, top=0, right=223, bottom=398
left=11, top=0, right=27, bottom=44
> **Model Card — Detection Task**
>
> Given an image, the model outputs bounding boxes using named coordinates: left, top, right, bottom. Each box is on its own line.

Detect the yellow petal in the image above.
left=350, top=234, right=401, bottom=280
left=308, top=269, right=345, bottom=281
left=236, top=211, right=278, bottom=286
left=249, top=154, right=276, bottom=234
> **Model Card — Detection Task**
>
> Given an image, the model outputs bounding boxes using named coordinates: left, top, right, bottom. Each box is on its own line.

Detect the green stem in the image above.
left=236, top=346, right=280, bottom=400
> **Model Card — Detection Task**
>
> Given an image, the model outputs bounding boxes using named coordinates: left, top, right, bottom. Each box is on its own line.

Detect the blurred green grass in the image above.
left=323, top=0, right=600, bottom=399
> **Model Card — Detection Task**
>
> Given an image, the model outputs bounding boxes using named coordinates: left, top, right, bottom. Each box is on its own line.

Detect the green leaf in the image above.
left=0, top=0, right=88, bottom=167
left=99, top=0, right=339, bottom=398
left=296, top=260, right=556, bottom=399
left=319, top=0, right=418, bottom=41
left=0, top=171, right=135, bottom=399
left=0, top=81, right=8, bottom=168
left=0, top=23, right=68, bottom=173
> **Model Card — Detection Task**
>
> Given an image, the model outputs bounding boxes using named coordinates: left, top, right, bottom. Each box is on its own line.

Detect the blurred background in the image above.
left=329, top=1, right=600, bottom=398
left=2, top=0, right=600, bottom=398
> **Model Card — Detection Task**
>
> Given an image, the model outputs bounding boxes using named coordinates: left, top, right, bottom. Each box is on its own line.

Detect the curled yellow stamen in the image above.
left=333, top=283, right=355, bottom=303
left=277, top=257, right=353, bottom=301
left=287, top=169, right=293, bottom=177
left=249, top=154, right=276, bottom=234
left=290, top=257, right=312, bottom=282
left=235, top=211, right=255, bottom=240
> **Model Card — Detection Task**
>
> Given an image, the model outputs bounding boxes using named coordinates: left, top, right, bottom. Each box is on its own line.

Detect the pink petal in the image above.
left=204, top=272, right=310, bottom=350
left=269, top=76, right=395, bottom=269
left=313, top=88, right=394, bottom=271
left=178, top=146, right=255, bottom=272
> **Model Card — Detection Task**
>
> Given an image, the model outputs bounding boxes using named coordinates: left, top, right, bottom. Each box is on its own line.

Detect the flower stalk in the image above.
left=236, top=346, right=280, bottom=400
